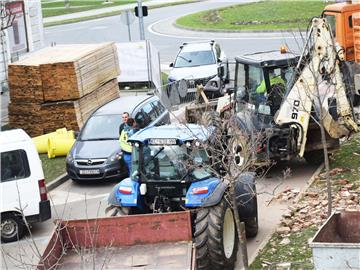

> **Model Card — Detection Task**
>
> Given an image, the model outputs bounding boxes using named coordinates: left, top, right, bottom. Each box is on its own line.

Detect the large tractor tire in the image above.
left=194, top=198, right=238, bottom=270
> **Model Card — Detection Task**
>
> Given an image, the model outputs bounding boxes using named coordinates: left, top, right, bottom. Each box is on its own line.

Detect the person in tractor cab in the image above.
left=119, top=118, right=138, bottom=174
left=255, top=69, right=286, bottom=114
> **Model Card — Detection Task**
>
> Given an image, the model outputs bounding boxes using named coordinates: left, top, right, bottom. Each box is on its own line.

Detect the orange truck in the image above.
left=322, top=1, right=360, bottom=105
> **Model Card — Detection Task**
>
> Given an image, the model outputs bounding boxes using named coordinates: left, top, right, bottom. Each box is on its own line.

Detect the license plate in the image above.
left=79, top=169, right=100, bottom=175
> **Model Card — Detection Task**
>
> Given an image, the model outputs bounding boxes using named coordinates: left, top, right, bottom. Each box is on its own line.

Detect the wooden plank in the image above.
left=8, top=79, right=120, bottom=137
left=8, top=43, right=120, bottom=103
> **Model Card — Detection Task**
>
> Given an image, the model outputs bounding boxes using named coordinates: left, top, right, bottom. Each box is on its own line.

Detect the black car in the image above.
left=66, top=95, right=170, bottom=182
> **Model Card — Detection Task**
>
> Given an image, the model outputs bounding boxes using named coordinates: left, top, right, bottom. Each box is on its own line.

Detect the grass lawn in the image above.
left=176, top=1, right=328, bottom=31
left=41, top=0, right=136, bottom=17
left=250, top=133, right=360, bottom=269
left=39, top=154, right=66, bottom=184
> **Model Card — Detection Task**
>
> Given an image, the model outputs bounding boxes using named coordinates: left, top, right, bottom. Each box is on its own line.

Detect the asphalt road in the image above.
left=1, top=159, right=317, bottom=269
left=1, top=2, right=315, bottom=268
left=44, top=0, right=305, bottom=64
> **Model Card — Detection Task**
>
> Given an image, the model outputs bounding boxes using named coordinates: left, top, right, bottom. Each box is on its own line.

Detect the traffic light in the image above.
left=134, top=6, right=148, bottom=17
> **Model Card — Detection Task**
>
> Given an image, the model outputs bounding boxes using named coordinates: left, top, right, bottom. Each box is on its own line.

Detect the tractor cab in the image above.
left=127, top=124, right=214, bottom=212
left=234, top=50, right=299, bottom=120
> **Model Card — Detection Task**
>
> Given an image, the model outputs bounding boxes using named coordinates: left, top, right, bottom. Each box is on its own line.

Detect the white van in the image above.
left=0, top=129, right=51, bottom=243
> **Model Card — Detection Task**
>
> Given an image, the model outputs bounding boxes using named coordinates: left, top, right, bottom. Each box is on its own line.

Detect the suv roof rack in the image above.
left=182, top=40, right=215, bottom=46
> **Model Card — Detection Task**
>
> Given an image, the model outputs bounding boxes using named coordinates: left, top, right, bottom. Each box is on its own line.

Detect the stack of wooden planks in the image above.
left=8, top=43, right=120, bottom=136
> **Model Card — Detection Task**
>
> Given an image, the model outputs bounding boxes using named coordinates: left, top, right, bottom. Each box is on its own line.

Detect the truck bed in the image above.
left=57, top=242, right=193, bottom=269
left=38, top=211, right=193, bottom=270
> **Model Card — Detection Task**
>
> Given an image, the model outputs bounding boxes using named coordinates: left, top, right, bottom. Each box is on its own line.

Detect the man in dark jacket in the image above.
left=119, top=112, right=129, bottom=136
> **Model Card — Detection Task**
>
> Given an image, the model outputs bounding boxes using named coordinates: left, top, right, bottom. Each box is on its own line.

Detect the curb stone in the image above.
left=173, top=22, right=304, bottom=34
left=46, top=173, right=69, bottom=192
left=249, top=162, right=324, bottom=265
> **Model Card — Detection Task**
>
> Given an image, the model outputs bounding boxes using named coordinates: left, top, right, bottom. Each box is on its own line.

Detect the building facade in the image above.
left=1, top=0, right=44, bottom=92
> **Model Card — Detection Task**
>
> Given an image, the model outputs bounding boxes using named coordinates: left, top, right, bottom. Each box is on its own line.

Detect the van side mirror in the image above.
left=74, top=131, right=80, bottom=139
left=169, top=63, right=174, bottom=68
left=218, top=66, right=225, bottom=78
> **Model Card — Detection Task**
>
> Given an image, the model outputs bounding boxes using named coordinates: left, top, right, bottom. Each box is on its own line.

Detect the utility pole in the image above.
left=137, top=0, right=145, bottom=40
left=126, top=11, right=132, bottom=41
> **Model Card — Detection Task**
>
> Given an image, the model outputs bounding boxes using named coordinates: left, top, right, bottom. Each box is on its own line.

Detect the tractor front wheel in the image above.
left=194, top=198, right=238, bottom=270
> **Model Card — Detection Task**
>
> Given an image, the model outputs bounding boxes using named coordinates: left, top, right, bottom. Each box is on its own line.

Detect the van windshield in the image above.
left=80, top=115, right=123, bottom=140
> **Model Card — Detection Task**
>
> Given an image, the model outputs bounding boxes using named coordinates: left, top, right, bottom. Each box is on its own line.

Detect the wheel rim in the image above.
left=1, top=218, right=18, bottom=239
left=232, top=138, right=245, bottom=167
left=223, top=208, right=235, bottom=259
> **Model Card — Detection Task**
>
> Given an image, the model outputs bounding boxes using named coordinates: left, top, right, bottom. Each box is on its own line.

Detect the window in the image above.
left=142, top=103, right=157, bottom=122
left=80, top=115, right=123, bottom=140
left=349, top=15, right=353, bottom=28
left=325, top=14, right=336, bottom=37
left=152, top=100, right=165, bottom=116
left=248, top=65, right=264, bottom=105
left=135, top=109, right=152, bottom=129
left=1, top=150, right=30, bottom=182
left=174, top=50, right=216, bottom=68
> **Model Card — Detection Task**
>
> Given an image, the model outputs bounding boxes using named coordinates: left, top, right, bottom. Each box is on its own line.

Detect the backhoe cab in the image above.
left=234, top=50, right=299, bottom=117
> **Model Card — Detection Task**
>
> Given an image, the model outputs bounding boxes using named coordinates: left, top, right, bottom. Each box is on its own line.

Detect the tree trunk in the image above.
left=229, top=184, right=249, bottom=269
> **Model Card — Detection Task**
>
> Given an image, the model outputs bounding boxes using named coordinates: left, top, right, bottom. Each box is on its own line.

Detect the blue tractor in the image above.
left=106, top=124, right=258, bottom=270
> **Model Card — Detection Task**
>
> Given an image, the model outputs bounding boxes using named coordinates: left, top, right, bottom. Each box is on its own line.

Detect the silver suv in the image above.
left=168, top=40, right=229, bottom=98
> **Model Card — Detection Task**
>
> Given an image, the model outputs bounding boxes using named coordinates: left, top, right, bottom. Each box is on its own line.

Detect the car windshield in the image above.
left=135, top=144, right=212, bottom=181
left=80, top=115, right=122, bottom=140
left=174, top=50, right=216, bottom=68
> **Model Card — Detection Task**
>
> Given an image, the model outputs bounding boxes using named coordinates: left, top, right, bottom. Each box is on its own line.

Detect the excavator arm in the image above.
left=275, top=17, right=359, bottom=156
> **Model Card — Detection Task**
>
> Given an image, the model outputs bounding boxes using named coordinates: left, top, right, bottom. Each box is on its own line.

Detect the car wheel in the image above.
left=1, top=213, right=25, bottom=243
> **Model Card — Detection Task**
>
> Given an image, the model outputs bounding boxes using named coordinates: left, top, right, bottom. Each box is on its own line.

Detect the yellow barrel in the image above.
left=47, top=136, right=76, bottom=159
left=32, top=128, right=68, bottom=154
left=32, top=128, right=75, bottom=154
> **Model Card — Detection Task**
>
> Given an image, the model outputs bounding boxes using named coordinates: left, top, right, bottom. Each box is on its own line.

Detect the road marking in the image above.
left=148, top=18, right=303, bottom=40
left=90, top=26, right=109, bottom=30
left=44, top=26, right=87, bottom=34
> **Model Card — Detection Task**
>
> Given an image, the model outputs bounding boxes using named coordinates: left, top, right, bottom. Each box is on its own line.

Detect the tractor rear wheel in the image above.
left=194, top=198, right=238, bottom=270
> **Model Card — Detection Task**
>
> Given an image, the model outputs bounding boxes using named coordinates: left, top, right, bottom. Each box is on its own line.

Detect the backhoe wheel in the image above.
left=1, top=213, right=25, bottom=243
left=229, top=135, right=248, bottom=170
left=303, top=150, right=324, bottom=166
left=105, top=205, right=130, bottom=217
left=194, top=198, right=238, bottom=270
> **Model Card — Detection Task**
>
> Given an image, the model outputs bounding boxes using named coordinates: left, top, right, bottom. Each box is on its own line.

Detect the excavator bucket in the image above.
left=38, top=211, right=194, bottom=270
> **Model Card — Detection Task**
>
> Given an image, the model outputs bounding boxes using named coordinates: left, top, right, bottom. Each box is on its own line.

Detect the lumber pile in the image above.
left=8, top=43, right=120, bottom=137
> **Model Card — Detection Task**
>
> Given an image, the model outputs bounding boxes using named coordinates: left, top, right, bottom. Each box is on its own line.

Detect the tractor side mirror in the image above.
left=169, top=63, right=174, bottom=68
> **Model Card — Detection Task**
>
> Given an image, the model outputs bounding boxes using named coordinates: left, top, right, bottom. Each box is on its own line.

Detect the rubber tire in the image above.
left=304, top=150, right=324, bottom=166
left=1, top=213, right=25, bottom=243
left=244, top=217, right=258, bottom=238
left=194, top=198, right=238, bottom=270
